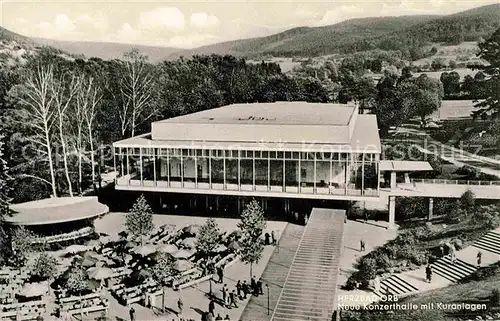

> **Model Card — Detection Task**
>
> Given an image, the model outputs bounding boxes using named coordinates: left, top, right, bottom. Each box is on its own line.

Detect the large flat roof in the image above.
left=114, top=114, right=381, bottom=153
left=156, top=102, right=357, bottom=126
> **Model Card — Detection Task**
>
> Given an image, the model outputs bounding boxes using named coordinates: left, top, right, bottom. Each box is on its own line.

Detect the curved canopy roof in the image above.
left=6, top=196, right=109, bottom=226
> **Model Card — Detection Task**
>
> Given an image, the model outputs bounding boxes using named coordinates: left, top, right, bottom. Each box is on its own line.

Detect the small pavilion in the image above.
left=6, top=197, right=109, bottom=244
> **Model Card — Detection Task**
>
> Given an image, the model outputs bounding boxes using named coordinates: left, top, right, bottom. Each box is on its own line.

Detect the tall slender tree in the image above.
left=238, top=199, right=266, bottom=277
left=0, top=134, right=12, bottom=264
left=13, top=65, right=58, bottom=197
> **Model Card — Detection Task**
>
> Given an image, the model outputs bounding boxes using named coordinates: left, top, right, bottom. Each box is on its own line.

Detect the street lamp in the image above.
left=266, top=284, right=270, bottom=315
left=209, top=274, right=213, bottom=297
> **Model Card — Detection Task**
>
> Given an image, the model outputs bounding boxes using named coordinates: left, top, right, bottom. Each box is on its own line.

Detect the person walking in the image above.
left=304, top=214, right=309, bottom=225
left=425, top=264, right=433, bottom=283
left=177, top=297, right=184, bottom=317
left=242, top=280, right=249, bottom=299
left=129, top=307, right=135, bottom=321
left=222, top=284, right=229, bottom=306
left=257, top=278, right=264, bottom=295
left=271, top=231, right=276, bottom=245
left=449, top=244, right=456, bottom=264
left=251, top=276, right=257, bottom=296
left=439, top=244, right=445, bottom=257
left=229, top=290, right=238, bottom=308
left=363, top=210, right=368, bottom=222
left=217, top=266, right=224, bottom=284
left=209, top=299, right=216, bottom=317
left=477, top=251, right=482, bottom=267
left=360, top=239, right=365, bottom=252
left=236, top=280, right=242, bottom=299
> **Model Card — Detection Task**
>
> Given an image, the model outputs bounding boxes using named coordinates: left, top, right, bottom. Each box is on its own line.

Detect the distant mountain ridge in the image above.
left=32, top=38, right=180, bottom=62
left=169, top=3, right=500, bottom=59
left=0, top=3, right=499, bottom=61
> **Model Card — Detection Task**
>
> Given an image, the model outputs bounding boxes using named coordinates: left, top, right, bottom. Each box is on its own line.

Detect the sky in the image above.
left=0, top=0, right=498, bottom=49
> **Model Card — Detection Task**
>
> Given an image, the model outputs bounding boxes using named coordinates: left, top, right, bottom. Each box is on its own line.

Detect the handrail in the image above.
left=410, top=179, right=500, bottom=186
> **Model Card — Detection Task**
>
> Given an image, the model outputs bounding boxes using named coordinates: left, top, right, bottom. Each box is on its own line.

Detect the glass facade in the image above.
left=114, top=147, right=380, bottom=197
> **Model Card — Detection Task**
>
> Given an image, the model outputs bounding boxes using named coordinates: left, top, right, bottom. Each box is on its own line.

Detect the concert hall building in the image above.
left=112, top=102, right=381, bottom=216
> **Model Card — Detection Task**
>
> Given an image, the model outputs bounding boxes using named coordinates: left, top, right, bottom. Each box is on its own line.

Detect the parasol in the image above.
left=156, top=244, right=178, bottom=254
left=228, top=240, right=241, bottom=251
left=182, top=224, right=200, bottom=236
left=132, top=244, right=157, bottom=256
left=87, top=267, right=114, bottom=280
left=173, top=249, right=195, bottom=259
left=181, top=237, right=197, bottom=249
left=174, top=260, right=194, bottom=272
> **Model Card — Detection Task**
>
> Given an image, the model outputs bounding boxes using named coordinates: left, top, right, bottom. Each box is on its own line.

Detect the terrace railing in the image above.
left=411, top=178, right=500, bottom=186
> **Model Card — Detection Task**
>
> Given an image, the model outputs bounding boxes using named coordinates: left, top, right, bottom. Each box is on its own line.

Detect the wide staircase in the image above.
left=240, top=224, right=305, bottom=321
left=376, top=229, right=500, bottom=297
left=270, top=208, right=345, bottom=321
left=472, top=231, right=500, bottom=255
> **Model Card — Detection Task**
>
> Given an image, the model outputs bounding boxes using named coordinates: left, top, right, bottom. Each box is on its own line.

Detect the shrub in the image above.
left=413, top=226, right=433, bottom=240
left=357, top=257, right=377, bottom=282
left=490, top=289, right=500, bottom=307
left=395, top=231, right=417, bottom=246
left=375, top=253, right=392, bottom=271
left=410, top=251, right=429, bottom=265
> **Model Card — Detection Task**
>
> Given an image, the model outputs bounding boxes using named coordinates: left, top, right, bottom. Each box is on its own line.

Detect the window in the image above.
left=232, top=150, right=239, bottom=158
left=277, top=151, right=284, bottom=159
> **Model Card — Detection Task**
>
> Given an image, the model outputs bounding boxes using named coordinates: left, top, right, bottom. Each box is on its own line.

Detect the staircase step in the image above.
left=381, top=277, right=413, bottom=295
left=472, top=243, right=500, bottom=255
left=476, top=235, right=500, bottom=247
left=392, top=275, right=419, bottom=292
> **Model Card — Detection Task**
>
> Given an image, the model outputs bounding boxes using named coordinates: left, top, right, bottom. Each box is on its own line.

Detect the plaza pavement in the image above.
left=93, top=213, right=287, bottom=321
left=336, top=219, right=398, bottom=305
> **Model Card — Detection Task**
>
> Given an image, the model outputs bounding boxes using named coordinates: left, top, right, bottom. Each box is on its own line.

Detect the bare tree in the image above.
left=83, top=77, right=102, bottom=186
left=120, top=49, right=156, bottom=137
left=52, top=73, right=80, bottom=197
left=15, top=65, right=57, bottom=197
left=75, top=75, right=102, bottom=192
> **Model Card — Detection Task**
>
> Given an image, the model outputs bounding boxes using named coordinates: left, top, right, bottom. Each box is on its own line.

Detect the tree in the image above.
left=473, top=28, right=500, bottom=118
left=10, top=226, right=35, bottom=267
left=126, top=194, right=154, bottom=245
left=431, top=58, right=447, bottom=71
left=119, top=49, right=157, bottom=137
left=151, top=252, right=175, bottom=312
left=52, top=72, right=80, bottom=197
left=77, top=75, right=102, bottom=187
left=460, top=189, right=476, bottom=215
left=413, top=74, right=443, bottom=127
left=28, top=252, right=57, bottom=293
left=66, top=267, right=88, bottom=319
left=238, top=199, right=266, bottom=277
left=196, top=218, right=221, bottom=258
left=440, top=71, right=460, bottom=97
left=11, top=65, right=58, bottom=197
left=0, top=134, right=12, bottom=265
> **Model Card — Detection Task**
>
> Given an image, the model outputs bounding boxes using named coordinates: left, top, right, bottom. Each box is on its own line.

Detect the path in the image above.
left=375, top=227, right=500, bottom=298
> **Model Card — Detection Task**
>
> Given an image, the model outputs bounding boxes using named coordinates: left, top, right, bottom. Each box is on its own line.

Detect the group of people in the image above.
left=216, top=276, right=264, bottom=310
left=264, top=231, right=277, bottom=246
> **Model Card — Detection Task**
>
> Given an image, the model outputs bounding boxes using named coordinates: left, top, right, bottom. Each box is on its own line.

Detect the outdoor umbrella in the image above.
left=160, top=224, right=176, bottom=233
left=182, top=225, right=200, bottom=236
left=228, top=240, right=241, bottom=251
left=156, top=244, right=178, bottom=254
left=19, top=282, right=47, bottom=297
left=132, top=244, right=157, bottom=256
left=66, top=245, right=90, bottom=254
left=181, top=237, right=197, bottom=249
left=212, top=244, right=227, bottom=253
left=87, top=267, right=113, bottom=281
left=174, top=260, right=194, bottom=272
left=173, top=249, right=195, bottom=259
left=76, top=255, right=99, bottom=268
